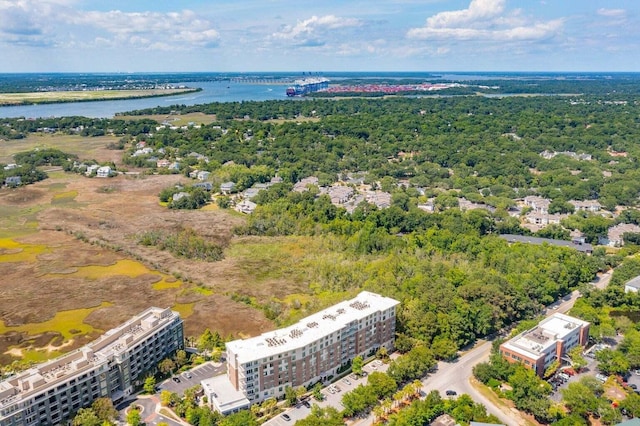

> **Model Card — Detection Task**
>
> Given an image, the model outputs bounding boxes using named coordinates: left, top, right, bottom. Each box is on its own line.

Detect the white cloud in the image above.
left=0, top=2, right=220, bottom=50
left=597, top=8, right=626, bottom=18
left=407, top=0, right=562, bottom=42
left=272, top=14, right=362, bottom=44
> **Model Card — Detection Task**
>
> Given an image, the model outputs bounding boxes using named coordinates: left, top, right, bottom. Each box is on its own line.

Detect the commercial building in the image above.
left=0, top=307, right=183, bottom=426
left=500, top=313, right=589, bottom=377
left=203, top=291, right=399, bottom=413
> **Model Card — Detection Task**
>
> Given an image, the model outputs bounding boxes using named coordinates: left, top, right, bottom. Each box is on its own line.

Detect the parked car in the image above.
left=446, top=390, right=457, bottom=396
left=302, top=400, right=311, bottom=408
left=184, top=372, right=193, bottom=379
left=172, top=376, right=181, bottom=383
left=343, top=378, right=351, bottom=385
left=282, top=413, right=291, bottom=421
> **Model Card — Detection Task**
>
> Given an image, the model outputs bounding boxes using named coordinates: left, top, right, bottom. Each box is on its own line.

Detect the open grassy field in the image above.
left=0, top=133, right=122, bottom=165
left=116, top=112, right=218, bottom=126
left=0, top=88, right=197, bottom=106
left=0, top=133, right=326, bottom=365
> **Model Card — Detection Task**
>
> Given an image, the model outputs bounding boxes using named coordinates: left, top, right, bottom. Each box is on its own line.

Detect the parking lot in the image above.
left=159, top=362, right=223, bottom=395
left=264, top=359, right=389, bottom=425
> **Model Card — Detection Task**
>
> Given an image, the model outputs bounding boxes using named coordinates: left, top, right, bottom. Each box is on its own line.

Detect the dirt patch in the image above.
left=0, top=170, right=285, bottom=365
left=0, top=187, right=49, bottom=205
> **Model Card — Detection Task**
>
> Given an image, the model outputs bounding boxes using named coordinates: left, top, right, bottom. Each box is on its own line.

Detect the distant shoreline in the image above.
left=0, top=88, right=202, bottom=107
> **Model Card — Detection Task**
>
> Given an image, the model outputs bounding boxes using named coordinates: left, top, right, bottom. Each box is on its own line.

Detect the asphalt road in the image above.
left=350, top=269, right=614, bottom=426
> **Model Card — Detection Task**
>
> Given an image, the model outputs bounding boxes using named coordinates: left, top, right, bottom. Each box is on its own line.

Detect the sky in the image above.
left=0, top=0, right=638, bottom=73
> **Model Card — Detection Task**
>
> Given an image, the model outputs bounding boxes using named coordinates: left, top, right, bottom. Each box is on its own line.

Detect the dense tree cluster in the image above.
left=137, top=228, right=224, bottom=262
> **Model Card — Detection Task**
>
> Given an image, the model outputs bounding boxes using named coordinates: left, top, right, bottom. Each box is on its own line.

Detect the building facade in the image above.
left=206, top=291, right=399, bottom=412
left=500, top=313, right=589, bottom=377
left=0, top=307, right=183, bottom=426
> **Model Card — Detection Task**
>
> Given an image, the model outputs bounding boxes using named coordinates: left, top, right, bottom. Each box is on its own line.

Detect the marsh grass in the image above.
left=0, top=302, right=111, bottom=340
left=0, top=237, right=48, bottom=262
left=172, top=303, right=195, bottom=319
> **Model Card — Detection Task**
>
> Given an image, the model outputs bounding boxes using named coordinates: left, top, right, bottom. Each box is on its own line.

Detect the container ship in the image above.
left=286, top=78, right=330, bottom=96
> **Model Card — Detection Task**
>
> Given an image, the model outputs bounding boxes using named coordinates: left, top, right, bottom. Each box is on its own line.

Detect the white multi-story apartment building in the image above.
left=500, top=313, right=589, bottom=377
left=203, top=291, right=399, bottom=414
left=0, top=307, right=183, bottom=426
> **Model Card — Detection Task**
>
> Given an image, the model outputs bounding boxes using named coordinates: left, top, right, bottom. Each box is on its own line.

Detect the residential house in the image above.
left=523, top=196, right=551, bottom=214
left=327, top=185, right=354, bottom=206
left=85, top=165, right=99, bottom=176
left=193, top=182, right=213, bottom=191
left=196, top=171, right=210, bottom=181
left=96, top=166, right=112, bottom=178
left=220, top=182, right=237, bottom=194
left=624, top=276, right=640, bottom=293
left=458, top=198, right=496, bottom=213
left=525, top=212, right=567, bottom=226
left=365, top=191, right=392, bottom=209
left=418, top=199, right=435, bottom=213
left=4, top=176, right=21, bottom=187
left=569, top=200, right=601, bottom=213
left=156, top=159, right=171, bottom=168
left=172, top=192, right=190, bottom=201
left=600, top=223, right=640, bottom=247
left=242, top=187, right=262, bottom=200
left=293, top=176, right=319, bottom=192
left=235, top=200, right=257, bottom=214
left=132, top=147, right=153, bottom=157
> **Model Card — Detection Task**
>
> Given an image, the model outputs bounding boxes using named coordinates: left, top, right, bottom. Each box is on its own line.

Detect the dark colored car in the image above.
left=172, top=376, right=181, bottom=383
left=446, top=390, right=457, bottom=396
left=302, top=400, right=311, bottom=408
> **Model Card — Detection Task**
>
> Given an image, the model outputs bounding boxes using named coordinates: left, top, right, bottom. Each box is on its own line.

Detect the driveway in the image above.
left=117, top=395, right=184, bottom=426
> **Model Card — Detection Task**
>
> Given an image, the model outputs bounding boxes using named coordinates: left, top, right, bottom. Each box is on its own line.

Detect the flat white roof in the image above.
left=226, top=291, right=399, bottom=364
left=0, top=307, right=180, bottom=409
left=502, top=313, right=589, bottom=360
left=202, top=375, right=249, bottom=414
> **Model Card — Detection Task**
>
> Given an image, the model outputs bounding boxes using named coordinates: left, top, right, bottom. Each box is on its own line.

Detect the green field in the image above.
left=0, top=88, right=198, bottom=106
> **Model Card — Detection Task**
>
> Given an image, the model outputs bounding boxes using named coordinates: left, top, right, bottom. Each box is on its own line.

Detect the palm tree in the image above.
left=372, top=405, right=384, bottom=424
left=382, top=397, right=392, bottom=416
left=412, top=380, right=423, bottom=398
left=392, top=390, right=404, bottom=409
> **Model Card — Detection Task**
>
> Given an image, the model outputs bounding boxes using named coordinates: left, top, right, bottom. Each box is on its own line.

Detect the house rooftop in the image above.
left=625, top=276, right=640, bottom=290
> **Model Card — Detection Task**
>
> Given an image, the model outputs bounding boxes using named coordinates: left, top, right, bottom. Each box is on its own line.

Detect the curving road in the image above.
left=351, top=269, right=613, bottom=426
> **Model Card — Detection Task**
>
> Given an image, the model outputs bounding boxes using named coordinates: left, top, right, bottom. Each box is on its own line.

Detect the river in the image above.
left=0, top=80, right=289, bottom=119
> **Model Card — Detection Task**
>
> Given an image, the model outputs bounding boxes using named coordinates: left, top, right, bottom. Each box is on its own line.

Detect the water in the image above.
left=2, top=71, right=637, bottom=119
left=0, top=80, right=290, bottom=119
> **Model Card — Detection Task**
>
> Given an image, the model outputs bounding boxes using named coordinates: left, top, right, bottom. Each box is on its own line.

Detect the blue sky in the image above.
left=0, top=0, right=637, bottom=72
